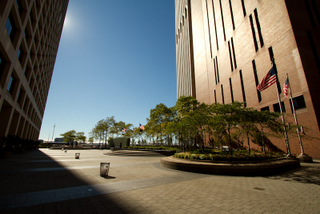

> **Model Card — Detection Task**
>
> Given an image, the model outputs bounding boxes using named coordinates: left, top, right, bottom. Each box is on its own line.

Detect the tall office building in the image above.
left=176, top=0, right=320, bottom=159
left=0, top=0, right=68, bottom=141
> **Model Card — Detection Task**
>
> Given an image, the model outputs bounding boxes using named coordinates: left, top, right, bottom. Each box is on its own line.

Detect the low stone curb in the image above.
left=160, top=156, right=301, bottom=176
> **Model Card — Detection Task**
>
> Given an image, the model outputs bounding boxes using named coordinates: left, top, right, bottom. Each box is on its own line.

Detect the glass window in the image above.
left=261, top=106, right=269, bottom=111
left=17, top=48, right=21, bottom=59
left=0, top=53, right=5, bottom=78
left=5, top=15, right=16, bottom=41
left=7, top=76, right=14, bottom=93
left=16, top=0, right=23, bottom=14
left=273, top=101, right=285, bottom=113
left=290, top=95, right=306, bottom=112
left=5, top=17, right=13, bottom=36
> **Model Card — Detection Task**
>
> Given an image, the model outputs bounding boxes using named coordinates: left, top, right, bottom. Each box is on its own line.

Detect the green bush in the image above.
left=174, top=151, right=283, bottom=161
left=125, top=145, right=180, bottom=151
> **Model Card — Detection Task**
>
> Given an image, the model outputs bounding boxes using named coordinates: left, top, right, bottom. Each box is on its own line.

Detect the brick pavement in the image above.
left=0, top=149, right=319, bottom=213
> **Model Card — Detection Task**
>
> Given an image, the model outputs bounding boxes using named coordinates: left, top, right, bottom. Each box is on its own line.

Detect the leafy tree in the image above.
left=167, top=96, right=206, bottom=150
left=238, top=107, right=259, bottom=154
left=92, top=117, right=116, bottom=148
left=61, top=130, right=76, bottom=146
left=210, top=102, right=243, bottom=154
left=75, top=132, right=86, bottom=144
left=146, top=103, right=173, bottom=145
left=88, top=136, right=94, bottom=145
left=252, top=110, right=283, bottom=153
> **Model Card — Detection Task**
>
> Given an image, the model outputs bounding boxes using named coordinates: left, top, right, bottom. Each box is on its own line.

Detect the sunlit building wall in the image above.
left=175, top=0, right=320, bottom=159
left=0, top=0, right=68, bottom=141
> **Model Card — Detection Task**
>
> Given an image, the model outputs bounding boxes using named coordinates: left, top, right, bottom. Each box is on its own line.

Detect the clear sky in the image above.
left=39, top=0, right=177, bottom=141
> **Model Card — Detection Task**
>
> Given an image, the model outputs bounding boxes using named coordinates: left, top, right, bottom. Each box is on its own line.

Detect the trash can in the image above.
left=100, top=162, right=110, bottom=177
left=75, top=153, right=80, bottom=159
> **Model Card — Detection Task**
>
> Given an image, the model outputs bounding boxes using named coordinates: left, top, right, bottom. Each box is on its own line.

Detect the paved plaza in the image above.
left=0, top=148, right=319, bottom=214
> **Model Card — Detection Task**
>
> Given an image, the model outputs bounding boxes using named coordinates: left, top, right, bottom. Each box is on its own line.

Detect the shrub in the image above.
left=173, top=151, right=283, bottom=161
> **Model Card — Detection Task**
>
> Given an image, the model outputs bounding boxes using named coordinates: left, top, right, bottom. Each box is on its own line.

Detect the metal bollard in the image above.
left=100, top=162, right=110, bottom=177
left=75, top=153, right=80, bottom=159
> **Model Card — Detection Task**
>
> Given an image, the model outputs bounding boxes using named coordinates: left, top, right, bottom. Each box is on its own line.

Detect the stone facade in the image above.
left=176, top=0, right=320, bottom=159
left=0, top=0, right=68, bottom=141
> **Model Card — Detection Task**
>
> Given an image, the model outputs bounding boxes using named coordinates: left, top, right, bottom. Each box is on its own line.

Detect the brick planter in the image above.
left=160, top=156, right=300, bottom=176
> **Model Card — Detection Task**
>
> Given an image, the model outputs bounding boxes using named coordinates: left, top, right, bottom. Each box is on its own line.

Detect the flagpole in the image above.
left=286, top=73, right=304, bottom=154
left=275, top=74, right=291, bottom=156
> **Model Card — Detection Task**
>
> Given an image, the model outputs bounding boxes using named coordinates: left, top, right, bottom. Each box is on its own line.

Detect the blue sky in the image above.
left=39, top=0, right=177, bottom=141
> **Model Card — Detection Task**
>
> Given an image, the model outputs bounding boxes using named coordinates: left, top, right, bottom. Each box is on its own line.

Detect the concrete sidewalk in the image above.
left=0, top=148, right=319, bottom=213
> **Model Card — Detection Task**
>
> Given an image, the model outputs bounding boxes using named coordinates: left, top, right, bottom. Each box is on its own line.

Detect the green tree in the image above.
left=75, top=132, right=86, bottom=144
left=210, top=102, right=243, bottom=154
left=61, top=130, right=76, bottom=147
left=238, top=107, right=259, bottom=154
left=252, top=110, right=282, bottom=153
left=146, top=103, right=173, bottom=145
left=168, top=96, right=208, bottom=150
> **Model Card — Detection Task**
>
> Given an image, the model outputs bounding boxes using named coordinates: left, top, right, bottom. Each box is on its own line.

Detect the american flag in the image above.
left=139, top=124, right=145, bottom=131
left=283, top=78, right=289, bottom=98
left=257, top=66, right=277, bottom=92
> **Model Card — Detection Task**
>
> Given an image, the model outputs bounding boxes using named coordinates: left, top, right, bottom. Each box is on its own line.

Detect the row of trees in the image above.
left=89, top=117, right=146, bottom=148
left=61, top=96, right=286, bottom=153
left=60, top=130, right=86, bottom=146
left=144, top=96, right=284, bottom=154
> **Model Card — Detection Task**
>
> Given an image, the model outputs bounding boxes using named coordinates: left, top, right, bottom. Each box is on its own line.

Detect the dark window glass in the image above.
left=221, top=84, right=224, bottom=104
left=5, top=15, right=16, bottom=41
left=0, top=53, right=6, bottom=78
left=205, top=0, right=212, bottom=58
left=5, top=17, right=13, bottom=37
left=239, top=70, right=246, bottom=107
left=252, top=60, right=262, bottom=102
left=228, top=41, right=234, bottom=71
left=185, top=7, right=187, bottom=19
left=229, top=0, right=235, bottom=30
left=16, top=0, right=23, bottom=14
left=214, top=89, right=217, bottom=104
left=241, top=0, right=246, bottom=16
left=254, top=9, right=264, bottom=47
left=261, top=106, right=269, bottom=111
left=229, top=78, right=234, bottom=102
left=273, top=101, right=286, bottom=113
left=249, top=14, right=258, bottom=52
left=17, top=88, right=22, bottom=104
left=219, top=0, right=226, bottom=41
left=17, top=48, right=21, bottom=60
left=212, top=0, right=219, bottom=50
left=213, top=58, right=217, bottom=84
left=215, top=56, right=220, bottom=83
left=7, top=75, right=16, bottom=94
left=290, top=95, right=306, bottom=112
left=231, top=37, right=237, bottom=69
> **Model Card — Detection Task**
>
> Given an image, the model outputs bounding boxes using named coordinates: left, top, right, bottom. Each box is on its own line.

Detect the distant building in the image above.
left=54, top=138, right=64, bottom=143
left=175, top=0, right=320, bottom=159
left=0, top=0, right=68, bottom=141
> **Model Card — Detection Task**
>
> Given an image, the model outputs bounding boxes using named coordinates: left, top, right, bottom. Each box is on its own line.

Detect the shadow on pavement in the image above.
left=0, top=149, right=129, bottom=213
left=267, top=162, right=320, bottom=185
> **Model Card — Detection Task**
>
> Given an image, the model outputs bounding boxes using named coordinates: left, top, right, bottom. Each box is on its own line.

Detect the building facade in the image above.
left=0, top=0, right=68, bottom=141
left=176, top=0, right=320, bottom=159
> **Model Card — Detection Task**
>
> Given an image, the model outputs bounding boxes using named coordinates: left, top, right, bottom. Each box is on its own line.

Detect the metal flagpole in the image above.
left=286, top=73, right=304, bottom=155
left=51, top=124, right=55, bottom=142
left=275, top=76, right=291, bottom=156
